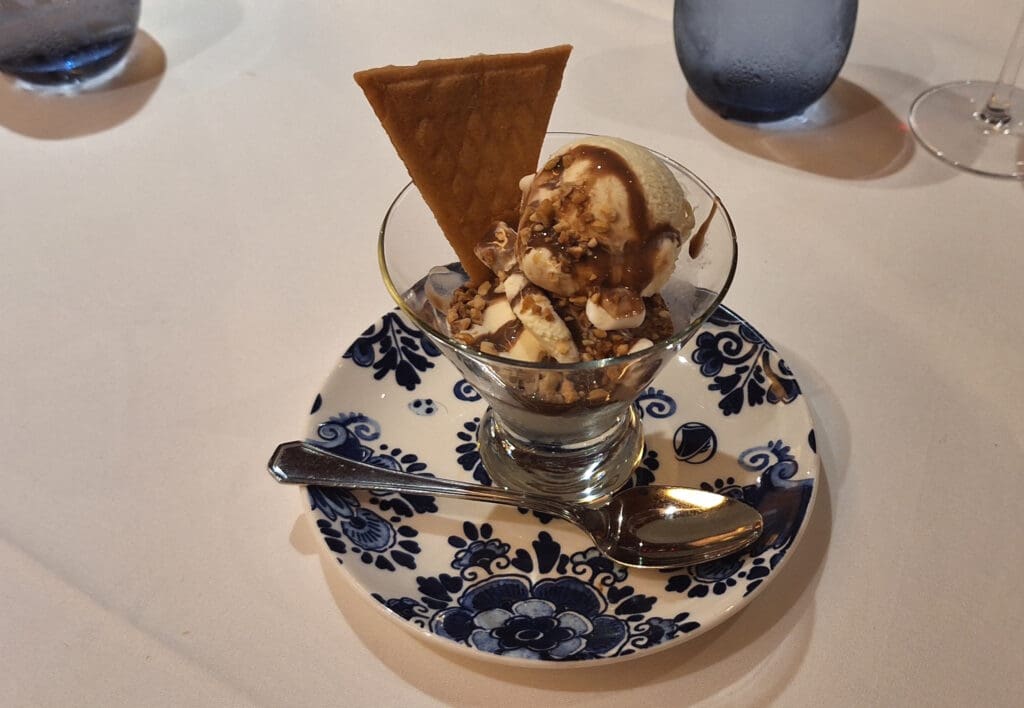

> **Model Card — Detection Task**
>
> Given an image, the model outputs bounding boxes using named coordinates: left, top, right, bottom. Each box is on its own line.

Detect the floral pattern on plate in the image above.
left=304, top=304, right=818, bottom=666
left=691, top=307, right=802, bottom=415
left=396, top=524, right=700, bottom=661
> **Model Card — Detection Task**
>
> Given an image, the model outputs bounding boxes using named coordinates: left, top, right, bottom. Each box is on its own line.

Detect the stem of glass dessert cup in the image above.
left=979, top=4, right=1024, bottom=125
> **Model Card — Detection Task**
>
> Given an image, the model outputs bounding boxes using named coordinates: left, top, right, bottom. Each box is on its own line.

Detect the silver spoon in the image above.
left=268, top=441, right=763, bottom=568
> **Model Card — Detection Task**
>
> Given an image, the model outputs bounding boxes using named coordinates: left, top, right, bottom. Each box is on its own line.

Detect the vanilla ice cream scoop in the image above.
left=451, top=136, right=693, bottom=365
left=515, top=136, right=695, bottom=328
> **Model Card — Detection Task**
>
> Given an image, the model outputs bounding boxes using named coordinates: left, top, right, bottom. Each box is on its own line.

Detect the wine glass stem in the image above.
left=981, top=4, right=1024, bottom=124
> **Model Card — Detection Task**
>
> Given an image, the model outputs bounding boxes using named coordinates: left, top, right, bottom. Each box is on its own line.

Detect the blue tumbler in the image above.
left=0, top=0, right=141, bottom=86
left=674, top=0, right=858, bottom=122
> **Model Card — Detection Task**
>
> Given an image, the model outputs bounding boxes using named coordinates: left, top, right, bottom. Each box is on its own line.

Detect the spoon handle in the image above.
left=268, top=441, right=575, bottom=520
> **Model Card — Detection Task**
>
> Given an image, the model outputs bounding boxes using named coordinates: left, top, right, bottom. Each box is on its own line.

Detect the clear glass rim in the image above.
left=378, top=131, right=739, bottom=372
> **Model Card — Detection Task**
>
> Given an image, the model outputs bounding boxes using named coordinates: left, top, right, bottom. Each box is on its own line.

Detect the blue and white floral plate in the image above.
left=303, top=304, right=817, bottom=667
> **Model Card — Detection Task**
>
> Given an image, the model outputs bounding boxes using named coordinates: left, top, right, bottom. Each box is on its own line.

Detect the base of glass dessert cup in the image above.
left=477, top=404, right=644, bottom=503
left=909, top=80, right=1024, bottom=179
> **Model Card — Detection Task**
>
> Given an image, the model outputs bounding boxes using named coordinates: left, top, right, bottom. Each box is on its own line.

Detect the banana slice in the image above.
left=503, top=272, right=580, bottom=363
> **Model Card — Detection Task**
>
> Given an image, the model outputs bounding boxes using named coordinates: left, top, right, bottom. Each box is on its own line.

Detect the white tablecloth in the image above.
left=3, top=1, right=1022, bottom=705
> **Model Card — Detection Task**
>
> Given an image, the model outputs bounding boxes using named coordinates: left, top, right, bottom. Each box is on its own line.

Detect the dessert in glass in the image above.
left=379, top=133, right=736, bottom=501
left=357, top=47, right=737, bottom=501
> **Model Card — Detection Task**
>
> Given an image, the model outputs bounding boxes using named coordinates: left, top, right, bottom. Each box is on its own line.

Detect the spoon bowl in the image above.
left=268, top=441, right=763, bottom=568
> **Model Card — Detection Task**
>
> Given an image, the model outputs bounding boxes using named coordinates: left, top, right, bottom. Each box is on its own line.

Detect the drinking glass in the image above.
left=908, top=7, right=1024, bottom=178
left=0, top=0, right=141, bottom=88
left=379, top=133, right=738, bottom=502
left=673, top=0, right=858, bottom=122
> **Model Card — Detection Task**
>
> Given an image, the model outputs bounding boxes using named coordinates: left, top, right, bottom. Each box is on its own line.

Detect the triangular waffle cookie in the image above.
left=355, top=45, right=572, bottom=283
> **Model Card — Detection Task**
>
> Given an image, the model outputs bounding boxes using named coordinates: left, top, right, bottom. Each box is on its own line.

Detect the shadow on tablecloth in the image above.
left=686, top=78, right=913, bottom=181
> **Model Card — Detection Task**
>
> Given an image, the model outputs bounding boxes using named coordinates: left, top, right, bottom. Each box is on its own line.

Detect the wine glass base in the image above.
left=909, top=80, right=1024, bottom=179
left=478, top=405, right=644, bottom=503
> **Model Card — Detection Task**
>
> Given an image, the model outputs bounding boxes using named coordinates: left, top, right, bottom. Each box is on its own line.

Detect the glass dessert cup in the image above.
left=379, top=133, right=738, bottom=502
